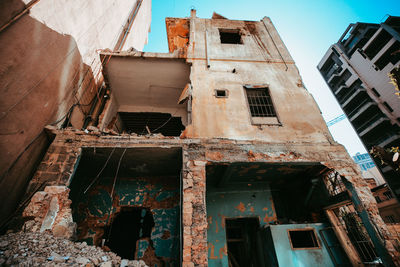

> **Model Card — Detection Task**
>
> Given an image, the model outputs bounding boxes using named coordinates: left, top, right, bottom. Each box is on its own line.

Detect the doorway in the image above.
left=225, top=218, right=261, bottom=267
left=104, top=207, right=154, bottom=260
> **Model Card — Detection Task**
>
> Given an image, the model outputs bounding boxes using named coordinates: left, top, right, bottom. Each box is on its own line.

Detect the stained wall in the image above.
left=0, top=0, right=151, bottom=222
left=206, top=186, right=276, bottom=267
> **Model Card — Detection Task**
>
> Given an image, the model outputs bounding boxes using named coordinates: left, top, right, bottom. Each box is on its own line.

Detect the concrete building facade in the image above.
left=317, top=16, right=400, bottom=198
left=0, top=0, right=152, bottom=222
left=3, top=10, right=400, bottom=267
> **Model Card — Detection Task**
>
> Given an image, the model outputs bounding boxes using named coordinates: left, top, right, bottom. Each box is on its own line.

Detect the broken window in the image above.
left=118, top=112, right=185, bottom=136
left=225, top=218, right=261, bottom=267
left=288, top=229, right=320, bottom=249
left=103, top=207, right=154, bottom=260
left=219, top=29, right=242, bottom=44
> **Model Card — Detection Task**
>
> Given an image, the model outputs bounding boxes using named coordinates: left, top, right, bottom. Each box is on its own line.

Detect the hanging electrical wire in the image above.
left=84, top=147, right=116, bottom=194
left=105, top=148, right=127, bottom=242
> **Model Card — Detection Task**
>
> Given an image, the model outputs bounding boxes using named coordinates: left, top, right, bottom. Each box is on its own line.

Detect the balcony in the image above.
left=355, top=113, right=385, bottom=133
left=327, top=68, right=344, bottom=85
left=348, top=100, right=377, bottom=122
left=359, top=117, right=389, bottom=137
left=378, top=134, right=400, bottom=148
left=339, top=87, right=366, bottom=107
left=334, top=85, right=348, bottom=95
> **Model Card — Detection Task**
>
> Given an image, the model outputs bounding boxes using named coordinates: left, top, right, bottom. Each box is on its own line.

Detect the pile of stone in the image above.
left=0, top=231, right=148, bottom=267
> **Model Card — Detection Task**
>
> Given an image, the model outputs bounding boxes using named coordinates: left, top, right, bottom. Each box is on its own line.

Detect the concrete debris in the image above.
left=0, top=231, right=148, bottom=266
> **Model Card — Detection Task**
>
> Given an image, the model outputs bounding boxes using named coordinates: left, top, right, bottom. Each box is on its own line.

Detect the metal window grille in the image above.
left=334, top=204, right=378, bottom=262
left=246, top=88, right=276, bottom=117
left=323, top=171, right=346, bottom=196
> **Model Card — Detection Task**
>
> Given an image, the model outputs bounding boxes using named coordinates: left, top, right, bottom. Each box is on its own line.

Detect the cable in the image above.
left=110, top=148, right=127, bottom=198
left=83, top=147, right=116, bottom=194
left=105, top=147, right=127, bottom=242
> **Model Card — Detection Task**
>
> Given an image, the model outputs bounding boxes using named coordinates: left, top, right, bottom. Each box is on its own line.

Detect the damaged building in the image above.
left=2, top=9, right=400, bottom=267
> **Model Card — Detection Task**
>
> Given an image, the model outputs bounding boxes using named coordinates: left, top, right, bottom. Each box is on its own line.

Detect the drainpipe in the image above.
left=261, top=18, right=288, bottom=71
left=205, top=21, right=210, bottom=69
left=82, top=86, right=105, bottom=129
left=114, top=0, right=143, bottom=51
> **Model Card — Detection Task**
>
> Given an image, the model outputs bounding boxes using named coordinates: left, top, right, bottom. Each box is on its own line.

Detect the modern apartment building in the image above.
left=317, top=16, right=400, bottom=198
left=10, top=10, right=400, bottom=266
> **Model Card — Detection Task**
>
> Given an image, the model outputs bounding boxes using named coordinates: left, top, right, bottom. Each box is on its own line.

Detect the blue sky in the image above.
left=143, top=0, right=400, bottom=155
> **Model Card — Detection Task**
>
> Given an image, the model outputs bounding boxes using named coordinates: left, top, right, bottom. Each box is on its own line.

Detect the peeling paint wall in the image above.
left=267, top=223, right=336, bottom=267
left=206, top=186, right=276, bottom=266
left=70, top=174, right=179, bottom=264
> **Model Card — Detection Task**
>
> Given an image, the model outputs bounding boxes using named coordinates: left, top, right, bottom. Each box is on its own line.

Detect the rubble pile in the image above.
left=0, top=231, right=148, bottom=267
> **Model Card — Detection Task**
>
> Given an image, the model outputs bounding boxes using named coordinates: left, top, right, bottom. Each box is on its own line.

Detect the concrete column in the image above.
left=182, top=159, right=208, bottom=267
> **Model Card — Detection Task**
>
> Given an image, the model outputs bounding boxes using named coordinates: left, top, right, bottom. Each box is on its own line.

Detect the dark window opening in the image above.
left=104, top=207, right=154, bottom=260
left=371, top=88, right=381, bottom=97
left=364, top=29, right=392, bottom=59
left=383, top=102, right=394, bottom=112
left=119, top=112, right=185, bottom=136
left=384, top=191, right=393, bottom=199
left=385, top=215, right=396, bottom=223
left=225, top=218, right=261, bottom=267
left=245, top=87, right=276, bottom=117
left=215, top=89, right=228, bottom=98
left=288, top=229, right=320, bottom=249
left=219, top=29, right=242, bottom=44
left=375, top=196, right=382, bottom=203
left=374, top=41, right=400, bottom=70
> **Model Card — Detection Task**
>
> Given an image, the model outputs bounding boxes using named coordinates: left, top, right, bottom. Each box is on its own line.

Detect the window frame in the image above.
left=287, top=228, right=321, bottom=250
left=243, top=85, right=281, bottom=125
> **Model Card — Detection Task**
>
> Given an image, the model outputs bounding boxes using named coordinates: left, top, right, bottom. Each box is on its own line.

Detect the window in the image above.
left=219, top=29, right=242, bottom=44
left=383, top=102, right=394, bottom=112
left=244, top=85, right=279, bottom=124
left=385, top=215, right=396, bottom=223
left=371, top=88, right=380, bottom=97
left=288, top=229, right=320, bottom=250
left=384, top=191, right=393, bottom=200
left=374, top=41, right=400, bottom=70
left=375, top=196, right=382, bottom=203
left=215, top=89, right=228, bottom=98
left=225, top=218, right=261, bottom=266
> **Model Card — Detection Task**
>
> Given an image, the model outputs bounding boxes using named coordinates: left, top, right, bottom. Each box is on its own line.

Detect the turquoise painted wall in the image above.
left=269, top=223, right=335, bottom=267
left=71, top=176, right=179, bottom=262
left=206, top=187, right=276, bottom=267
